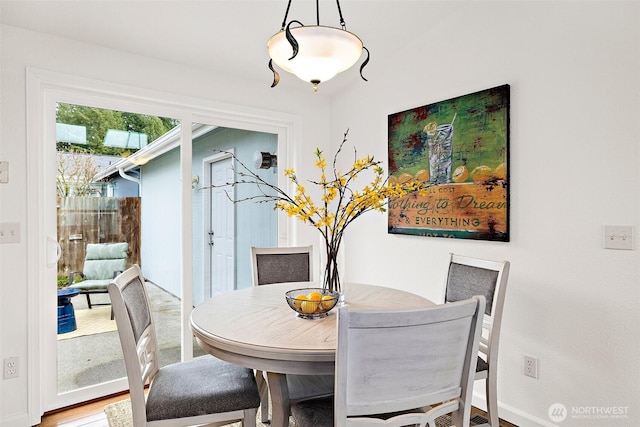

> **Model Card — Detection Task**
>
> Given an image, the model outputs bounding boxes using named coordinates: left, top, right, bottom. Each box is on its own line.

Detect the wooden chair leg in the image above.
left=243, top=407, right=258, bottom=427
left=485, top=370, right=500, bottom=427
left=256, top=370, right=270, bottom=423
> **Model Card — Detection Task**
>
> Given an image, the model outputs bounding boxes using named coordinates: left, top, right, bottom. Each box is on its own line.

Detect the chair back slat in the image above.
left=108, top=265, right=159, bottom=426
left=334, top=296, right=485, bottom=427
left=444, top=254, right=510, bottom=363
left=251, top=246, right=313, bottom=286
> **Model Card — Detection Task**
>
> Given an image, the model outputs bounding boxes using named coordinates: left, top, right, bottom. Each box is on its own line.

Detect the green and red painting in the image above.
left=387, top=85, right=510, bottom=241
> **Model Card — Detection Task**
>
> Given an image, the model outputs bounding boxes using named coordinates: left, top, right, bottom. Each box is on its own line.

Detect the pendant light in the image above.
left=267, top=0, right=370, bottom=92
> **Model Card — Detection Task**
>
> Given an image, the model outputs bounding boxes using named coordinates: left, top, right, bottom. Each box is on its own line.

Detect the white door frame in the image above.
left=26, top=68, right=298, bottom=423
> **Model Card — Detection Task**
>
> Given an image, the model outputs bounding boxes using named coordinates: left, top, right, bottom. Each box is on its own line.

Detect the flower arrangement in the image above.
left=222, top=130, right=424, bottom=293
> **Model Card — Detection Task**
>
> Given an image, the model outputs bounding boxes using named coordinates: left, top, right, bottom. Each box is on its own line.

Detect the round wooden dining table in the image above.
left=190, top=282, right=434, bottom=427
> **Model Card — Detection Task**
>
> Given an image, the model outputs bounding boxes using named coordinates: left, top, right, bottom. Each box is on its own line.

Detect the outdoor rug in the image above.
left=58, top=306, right=117, bottom=340
left=104, top=398, right=492, bottom=427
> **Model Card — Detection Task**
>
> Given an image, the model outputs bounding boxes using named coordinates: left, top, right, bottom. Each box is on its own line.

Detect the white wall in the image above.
left=0, top=25, right=329, bottom=424
left=139, top=148, right=181, bottom=296
left=1, top=1, right=639, bottom=425
left=331, top=2, right=639, bottom=426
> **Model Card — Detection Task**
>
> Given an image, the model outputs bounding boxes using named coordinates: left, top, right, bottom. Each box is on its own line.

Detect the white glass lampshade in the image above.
left=268, top=25, right=363, bottom=87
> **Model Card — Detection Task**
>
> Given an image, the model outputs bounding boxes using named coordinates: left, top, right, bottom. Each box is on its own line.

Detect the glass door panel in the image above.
left=52, top=102, right=181, bottom=405
left=189, top=124, right=278, bottom=356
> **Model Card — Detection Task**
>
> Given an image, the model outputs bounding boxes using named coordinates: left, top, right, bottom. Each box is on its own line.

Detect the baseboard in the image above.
left=472, top=391, right=557, bottom=427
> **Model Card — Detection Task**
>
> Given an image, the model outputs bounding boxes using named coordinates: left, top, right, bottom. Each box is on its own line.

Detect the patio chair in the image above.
left=69, top=242, right=128, bottom=309
left=444, top=253, right=511, bottom=427
left=250, top=246, right=334, bottom=424
left=108, top=264, right=260, bottom=426
left=290, top=296, right=486, bottom=427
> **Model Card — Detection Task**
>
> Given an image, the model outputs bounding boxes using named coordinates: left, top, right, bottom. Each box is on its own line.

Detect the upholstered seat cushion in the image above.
left=69, top=279, right=111, bottom=290
left=290, top=396, right=427, bottom=427
left=146, top=356, right=261, bottom=421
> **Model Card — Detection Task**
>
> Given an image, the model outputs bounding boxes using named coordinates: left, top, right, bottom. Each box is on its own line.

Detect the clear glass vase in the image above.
left=321, top=241, right=344, bottom=304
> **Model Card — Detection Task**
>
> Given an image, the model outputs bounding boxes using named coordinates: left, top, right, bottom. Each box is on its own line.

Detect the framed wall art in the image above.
left=387, top=84, right=510, bottom=241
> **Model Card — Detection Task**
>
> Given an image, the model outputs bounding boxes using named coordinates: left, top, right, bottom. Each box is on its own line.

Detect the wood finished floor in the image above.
left=37, top=393, right=129, bottom=427
left=37, top=394, right=518, bottom=427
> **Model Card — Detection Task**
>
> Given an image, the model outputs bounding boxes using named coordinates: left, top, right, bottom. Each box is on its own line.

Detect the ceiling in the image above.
left=0, top=0, right=466, bottom=96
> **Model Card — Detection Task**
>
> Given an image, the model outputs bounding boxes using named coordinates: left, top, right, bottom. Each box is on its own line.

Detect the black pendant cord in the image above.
left=281, top=0, right=347, bottom=29
left=336, top=0, right=346, bottom=29
left=280, top=0, right=293, bottom=30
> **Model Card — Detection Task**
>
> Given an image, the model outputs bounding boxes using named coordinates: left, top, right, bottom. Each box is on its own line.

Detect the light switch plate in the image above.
left=603, top=226, right=633, bottom=250
left=0, top=223, right=20, bottom=244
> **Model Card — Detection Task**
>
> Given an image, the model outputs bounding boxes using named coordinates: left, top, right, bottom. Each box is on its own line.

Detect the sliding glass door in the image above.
left=28, top=70, right=293, bottom=421
left=44, top=98, right=185, bottom=410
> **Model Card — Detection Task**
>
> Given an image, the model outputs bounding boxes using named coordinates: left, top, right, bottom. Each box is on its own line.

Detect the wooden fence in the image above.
left=57, top=197, right=141, bottom=277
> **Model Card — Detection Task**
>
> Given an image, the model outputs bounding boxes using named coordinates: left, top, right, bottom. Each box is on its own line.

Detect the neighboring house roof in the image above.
left=93, top=123, right=215, bottom=181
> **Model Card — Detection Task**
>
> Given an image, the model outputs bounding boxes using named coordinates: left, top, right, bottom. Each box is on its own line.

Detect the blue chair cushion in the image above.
left=146, top=356, right=261, bottom=421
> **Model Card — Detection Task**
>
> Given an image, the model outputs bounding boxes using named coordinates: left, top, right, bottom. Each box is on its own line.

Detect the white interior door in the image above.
left=209, top=155, right=234, bottom=296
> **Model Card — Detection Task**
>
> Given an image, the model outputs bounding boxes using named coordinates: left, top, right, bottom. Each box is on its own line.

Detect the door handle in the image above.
left=47, top=235, right=62, bottom=268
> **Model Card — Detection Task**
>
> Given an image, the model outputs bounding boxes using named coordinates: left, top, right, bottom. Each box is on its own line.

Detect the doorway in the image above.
left=27, top=69, right=294, bottom=421
left=51, top=102, right=182, bottom=408
left=208, top=153, right=235, bottom=297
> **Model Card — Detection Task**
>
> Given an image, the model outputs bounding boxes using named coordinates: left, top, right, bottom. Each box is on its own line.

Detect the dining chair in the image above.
left=444, top=253, right=511, bottom=427
left=250, top=245, right=334, bottom=423
left=250, top=245, right=313, bottom=286
left=108, top=264, right=261, bottom=427
left=290, top=296, right=486, bottom=427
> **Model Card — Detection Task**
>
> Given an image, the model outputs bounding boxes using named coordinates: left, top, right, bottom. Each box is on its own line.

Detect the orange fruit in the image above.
left=494, top=163, right=507, bottom=180
left=470, top=166, right=493, bottom=182
left=321, top=295, right=335, bottom=310
left=415, top=169, right=430, bottom=183
left=301, top=300, right=319, bottom=314
left=293, top=294, right=307, bottom=309
left=398, top=173, right=413, bottom=184
left=452, top=165, right=468, bottom=183
left=307, top=291, right=323, bottom=302
left=423, top=121, right=437, bottom=135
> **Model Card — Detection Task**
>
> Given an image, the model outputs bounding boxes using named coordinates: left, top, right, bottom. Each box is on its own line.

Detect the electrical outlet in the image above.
left=3, top=357, right=19, bottom=379
left=524, top=355, right=538, bottom=379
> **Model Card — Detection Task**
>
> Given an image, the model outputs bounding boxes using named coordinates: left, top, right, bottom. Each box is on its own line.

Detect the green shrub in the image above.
left=57, top=274, right=82, bottom=289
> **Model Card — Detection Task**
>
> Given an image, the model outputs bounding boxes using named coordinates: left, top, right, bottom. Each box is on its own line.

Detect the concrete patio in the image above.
left=57, top=281, right=205, bottom=393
